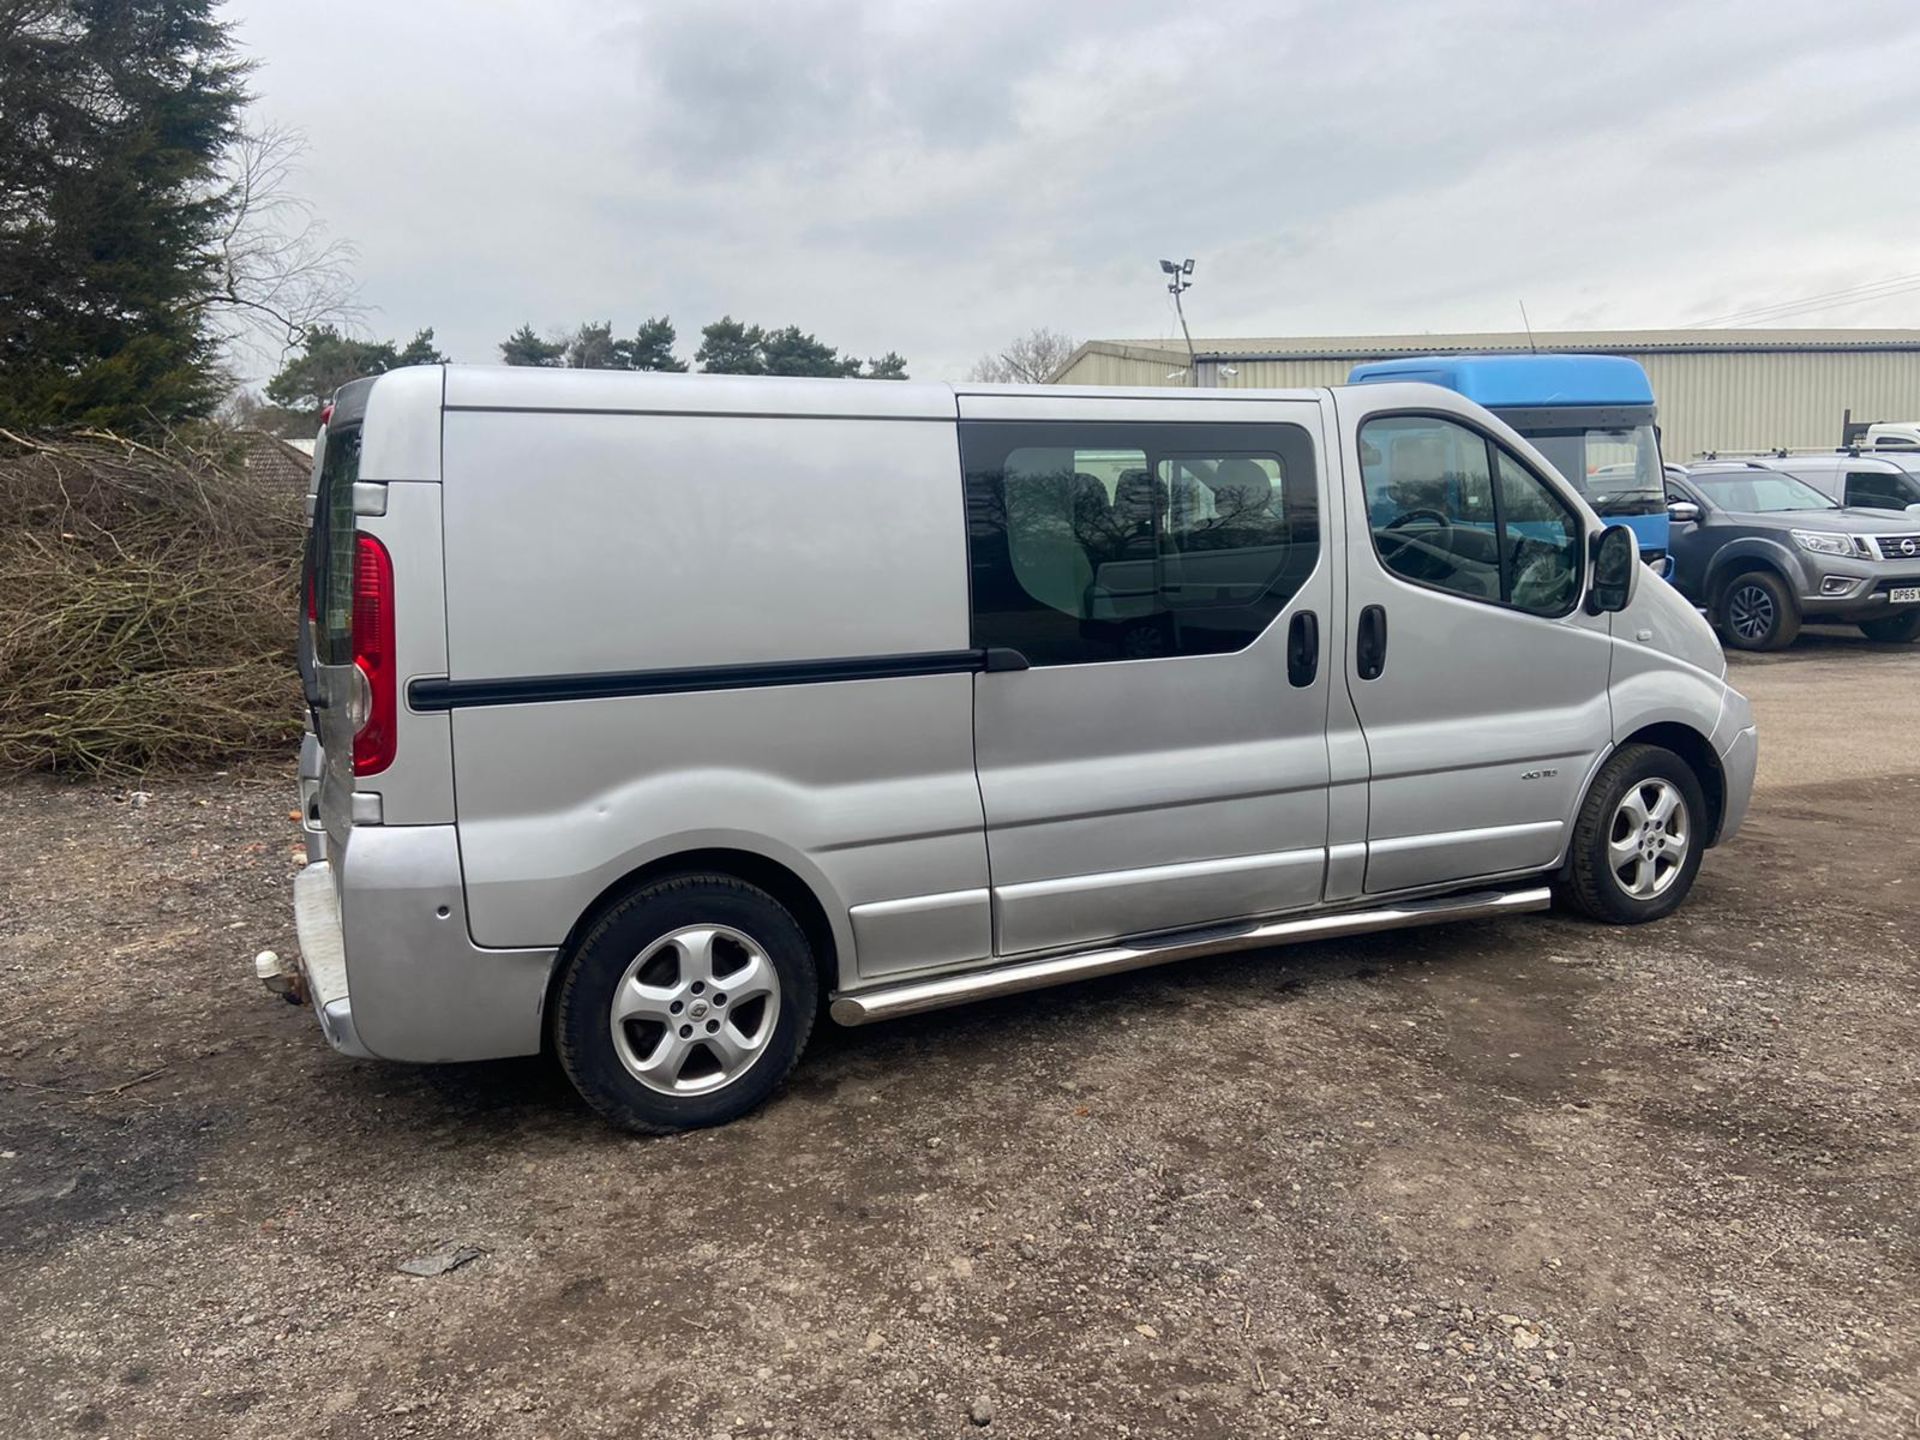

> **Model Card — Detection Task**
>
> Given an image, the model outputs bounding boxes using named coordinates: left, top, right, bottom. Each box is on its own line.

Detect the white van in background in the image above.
left=1743, top=450, right=1920, bottom=514
left=275, top=366, right=1755, bottom=1133
left=1863, top=421, right=1920, bottom=453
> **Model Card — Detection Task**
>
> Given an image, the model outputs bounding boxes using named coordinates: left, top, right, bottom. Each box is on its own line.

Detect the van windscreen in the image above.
left=1523, top=423, right=1665, bottom=517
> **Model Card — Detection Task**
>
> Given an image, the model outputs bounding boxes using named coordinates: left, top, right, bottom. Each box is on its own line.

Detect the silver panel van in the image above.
left=279, top=367, right=1756, bottom=1132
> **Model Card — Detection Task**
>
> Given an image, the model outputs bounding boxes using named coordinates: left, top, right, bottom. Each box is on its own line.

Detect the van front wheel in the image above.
left=1558, top=744, right=1708, bottom=925
left=554, top=874, right=817, bottom=1134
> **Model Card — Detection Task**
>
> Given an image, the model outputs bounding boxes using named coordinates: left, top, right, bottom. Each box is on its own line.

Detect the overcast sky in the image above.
left=224, top=0, right=1920, bottom=381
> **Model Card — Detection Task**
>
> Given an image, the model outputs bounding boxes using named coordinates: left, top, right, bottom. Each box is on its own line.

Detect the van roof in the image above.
left=410, top=365, right=1346, bottom=418
left=1347, top=354, right=1655, bottom=408
left=443, top=363, right=957, bottom=419
left=353, top=365, right=1496, bottom=428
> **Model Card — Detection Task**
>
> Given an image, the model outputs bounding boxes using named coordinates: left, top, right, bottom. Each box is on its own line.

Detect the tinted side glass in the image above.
left=1847, top=471, right=1916, bottom=508
left=963, top=421, right=1319, bottom=665
left=1360, top=415, right=1580, bottom=616
left=1359, top=416, right=1501, bottom=602
left=1495, top=450, right=1581, bottom=615
left=311, top=427, right=362, bottom=666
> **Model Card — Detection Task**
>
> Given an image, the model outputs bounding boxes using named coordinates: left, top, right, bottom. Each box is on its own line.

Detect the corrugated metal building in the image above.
left=1052, top=330, right=1920, bottom=461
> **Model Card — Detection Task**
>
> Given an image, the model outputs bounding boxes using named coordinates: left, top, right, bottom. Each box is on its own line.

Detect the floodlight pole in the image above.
left=1163, top=259, right=1198, bottom=387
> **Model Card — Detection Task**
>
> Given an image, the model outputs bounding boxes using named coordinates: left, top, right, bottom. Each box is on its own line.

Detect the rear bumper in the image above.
left=284, top=824, right=556, bottom=1064
left=293, top=862, right=371, bottom=1057
left=297, top=730, right=327, bottom=864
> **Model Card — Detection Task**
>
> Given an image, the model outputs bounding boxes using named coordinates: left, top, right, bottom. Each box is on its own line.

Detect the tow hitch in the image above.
left=254, top=949, right=307, bottom=1006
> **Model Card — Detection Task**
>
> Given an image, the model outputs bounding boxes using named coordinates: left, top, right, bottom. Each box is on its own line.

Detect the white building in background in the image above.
left=1050, top=330, right=1920, bottom=461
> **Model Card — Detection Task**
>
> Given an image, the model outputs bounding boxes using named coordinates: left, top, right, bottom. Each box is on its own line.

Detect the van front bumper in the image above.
left=283, top=824, right=556, bottom=1064
left=1711, top=686, right=1758, bottom=846
left=1715, top=724, right=1758, bottom=844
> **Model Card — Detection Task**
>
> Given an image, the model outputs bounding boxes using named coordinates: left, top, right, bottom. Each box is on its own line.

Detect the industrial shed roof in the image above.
left=1058, top=328, right=1920, bottom=376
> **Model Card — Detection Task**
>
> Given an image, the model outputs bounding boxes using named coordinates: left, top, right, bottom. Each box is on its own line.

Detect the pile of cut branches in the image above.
left=0, top=429, right=306, bottom=778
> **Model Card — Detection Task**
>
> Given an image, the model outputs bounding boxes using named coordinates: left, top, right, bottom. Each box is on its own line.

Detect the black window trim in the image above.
left=1356, top=408, right=1589, bottom=622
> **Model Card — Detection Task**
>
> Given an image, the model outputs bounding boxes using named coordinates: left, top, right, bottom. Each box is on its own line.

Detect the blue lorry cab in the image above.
left=1347, top=354, right=1671, bottom=575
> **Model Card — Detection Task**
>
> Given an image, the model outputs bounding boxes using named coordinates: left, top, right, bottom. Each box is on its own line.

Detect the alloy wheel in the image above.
left=609, top=925, right=782, bottom=1095
left=1607, top=778, right=1691, bottom=900
left=1728, top=583, right=1775, bottom=643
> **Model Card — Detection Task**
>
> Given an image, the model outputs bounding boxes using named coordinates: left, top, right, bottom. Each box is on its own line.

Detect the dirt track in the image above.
left=3, top=632, right=1918, bottom=1439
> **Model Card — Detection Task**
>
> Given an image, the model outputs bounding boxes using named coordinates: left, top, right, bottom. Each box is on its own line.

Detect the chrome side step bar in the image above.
left=829, top=886, right=1553, bottom=1026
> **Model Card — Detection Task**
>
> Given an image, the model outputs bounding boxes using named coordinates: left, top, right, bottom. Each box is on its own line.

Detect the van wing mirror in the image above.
left=1907, top=502, right=1920, bottom=518
left=1586, top=524, right=1637, bottom=615
left=1667, top=500, right=1701, bottom=524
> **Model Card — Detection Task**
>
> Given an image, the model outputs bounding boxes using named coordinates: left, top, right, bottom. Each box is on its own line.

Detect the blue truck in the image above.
left=1347, top=353, right=1671, bottom=575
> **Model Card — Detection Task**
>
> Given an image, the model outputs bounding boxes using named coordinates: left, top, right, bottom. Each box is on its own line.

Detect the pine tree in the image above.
left=0, top=0, right=249, bottom=431
left=566, top=321, right=622, bottom=369
left=694, top=316, right=766, bottom=374
left=396, top=328, right=448, bottom=366
left=623, top=316, right=687, bottom=372
left=760, top=325, right=861, bottom=378
left=499, top=324, right=565, bottom=367
left=264, top=327, right=399, bottom=421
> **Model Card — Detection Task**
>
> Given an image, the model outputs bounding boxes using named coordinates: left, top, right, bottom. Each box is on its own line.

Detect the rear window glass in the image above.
left=309, top=428, right=362, bottom=665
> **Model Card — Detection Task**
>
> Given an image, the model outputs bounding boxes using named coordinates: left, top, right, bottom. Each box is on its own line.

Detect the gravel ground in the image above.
left=2, top=631, right=1918, bottom=1439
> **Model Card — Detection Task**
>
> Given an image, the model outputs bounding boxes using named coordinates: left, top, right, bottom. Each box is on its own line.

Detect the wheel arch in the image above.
left=542, top=847, right=842, bottom=1047
left=1613, top=722, right=1728, bottom=847
left=1704, top=545, right=1796, bottom=608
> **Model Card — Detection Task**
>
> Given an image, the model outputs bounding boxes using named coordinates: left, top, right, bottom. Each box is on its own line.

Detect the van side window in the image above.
left=963, top=421, right=1319, bottom=665
left=1494, top=450, right=1581, bottom=615
left=1360, top=415, right=1580, bottom=617
left=1846, top=470, right=1918, bottom=509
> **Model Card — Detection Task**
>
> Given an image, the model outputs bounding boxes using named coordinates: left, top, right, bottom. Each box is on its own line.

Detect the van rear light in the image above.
left=350, top=534, right=397, bottom=776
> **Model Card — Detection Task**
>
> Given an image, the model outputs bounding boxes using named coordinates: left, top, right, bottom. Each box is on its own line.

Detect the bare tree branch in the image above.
left=966, top=327, right=1078, bottom=385
left=191, top=123, right=361, bottom=377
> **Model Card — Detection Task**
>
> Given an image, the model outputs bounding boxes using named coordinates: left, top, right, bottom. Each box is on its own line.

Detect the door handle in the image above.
left=1287, top=610, right=1319, bottom=687
left=1356, top=604, right=1388, bottom=680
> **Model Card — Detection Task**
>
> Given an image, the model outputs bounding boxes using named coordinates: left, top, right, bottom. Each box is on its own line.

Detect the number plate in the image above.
left=1891, top=586, right=1920, bottom=604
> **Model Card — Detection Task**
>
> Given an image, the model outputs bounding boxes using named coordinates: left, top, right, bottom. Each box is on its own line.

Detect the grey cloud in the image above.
left=226, top=0, right=1920, bottom=382
left=616, top=0, right=1173, bottom=174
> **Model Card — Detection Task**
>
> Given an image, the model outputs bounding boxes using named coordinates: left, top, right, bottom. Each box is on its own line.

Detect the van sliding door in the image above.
left=959, top=396, right=1336, bottom=958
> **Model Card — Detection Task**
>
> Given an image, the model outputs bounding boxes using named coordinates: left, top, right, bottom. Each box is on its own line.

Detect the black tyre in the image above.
left=554, top=873, right=817, bottom=1134
left=1558, top=743, right=1709, bottom=925
left=1718, top=569, right=1799, bottom=651
left=1860, top=611, right=1920, bottom=643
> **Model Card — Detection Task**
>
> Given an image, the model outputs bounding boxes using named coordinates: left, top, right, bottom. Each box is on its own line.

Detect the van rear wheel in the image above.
left=1558, top=744, right=1708, bottom=925
left=554, top=874, right=817, bottom=1133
